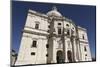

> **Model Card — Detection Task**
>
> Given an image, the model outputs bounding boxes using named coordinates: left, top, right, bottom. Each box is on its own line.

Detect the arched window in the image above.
left=56, top=50, right=64, bottom=63
left=67, top=50, right=72, bottom=62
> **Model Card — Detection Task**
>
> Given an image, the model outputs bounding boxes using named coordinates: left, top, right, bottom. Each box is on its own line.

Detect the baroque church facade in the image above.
left=15, top=7, right=92, bottom=65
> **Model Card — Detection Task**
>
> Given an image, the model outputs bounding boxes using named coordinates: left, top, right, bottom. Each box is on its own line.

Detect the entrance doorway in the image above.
left=56, top=50, right=64, bottom=63
left=67, top=50, right=72, bottom=62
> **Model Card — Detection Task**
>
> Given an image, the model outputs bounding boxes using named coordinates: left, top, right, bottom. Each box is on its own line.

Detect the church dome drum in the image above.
left=47, top=6, right=62, bottom=17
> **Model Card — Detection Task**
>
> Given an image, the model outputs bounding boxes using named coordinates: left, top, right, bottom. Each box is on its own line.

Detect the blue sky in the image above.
left=12, top=1, right=96, bottom=59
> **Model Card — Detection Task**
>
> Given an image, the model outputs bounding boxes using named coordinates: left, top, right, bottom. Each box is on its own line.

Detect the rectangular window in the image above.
left=67, top=29, right=70, bottom=35
left=58, top=23, right=61, bottom=25
left=58, top=28, right=61, bottom=34
left=35, top=24, right=39, bottom=29
left=84, top=46, right=87, bottom=51
left=48, top=25, right=50, bottom=28
left=31, top=40, right=37, bottom=47
left=82, top=34, right=85, bottom=39
left=31, top=52, right=35, bottom=55
left=46, top=44, right=49, bottom=48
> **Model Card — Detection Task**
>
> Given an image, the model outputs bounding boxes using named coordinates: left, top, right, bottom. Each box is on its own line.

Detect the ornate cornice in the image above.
left=23, top=29, right=49, bottom=36
left=77, top=26, right=87, bottom=31
left=79, top=40, right=88, bottom=44
left=25, top=26, right=47, bottom=32
left=28, top=9, right=48, bottom=19
left=23, top=34, right=47, bottom=40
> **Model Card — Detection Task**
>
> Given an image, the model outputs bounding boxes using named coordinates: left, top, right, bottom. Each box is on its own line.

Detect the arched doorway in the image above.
left=56, top=50, right=64, bottom=63
left=67, top=50, right=72, bottom=62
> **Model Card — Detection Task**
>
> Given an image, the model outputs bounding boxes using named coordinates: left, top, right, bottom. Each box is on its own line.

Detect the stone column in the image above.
left=50, top=37, right=57, bottom=63
left=64, top=37, right=68, bottom=62
left=71, top=36, right=78, bottom=62
left=76, top=38, right=82, bottom=61
left=73, top=38, right=79, bottom=62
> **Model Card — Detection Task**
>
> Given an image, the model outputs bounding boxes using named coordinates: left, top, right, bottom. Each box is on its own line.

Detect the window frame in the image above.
left=31, top=52, right=35, bottom=55
left=84, top=46, right=87, bottom=51
left=46, top=44, right=49, bottom=48
left=35, top=23, right=39, bottom=29
left=66, top=24, right=69, bottom=26
left=82, top=34, right=85, bottom=40
left=31, top=40, right=37, bottom=48
left=58, top=23, right=61, bottom=25
left=58, top=28, right=62, bottom=35
left=35, top=21, right=40, bottom=29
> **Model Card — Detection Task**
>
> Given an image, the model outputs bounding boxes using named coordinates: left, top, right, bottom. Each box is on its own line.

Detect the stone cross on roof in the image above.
left=52, top=6, right=57, bottom=11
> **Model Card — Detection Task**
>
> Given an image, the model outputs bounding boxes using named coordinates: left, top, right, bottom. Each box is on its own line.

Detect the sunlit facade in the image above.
left=15, top=7, right=92, bottom=65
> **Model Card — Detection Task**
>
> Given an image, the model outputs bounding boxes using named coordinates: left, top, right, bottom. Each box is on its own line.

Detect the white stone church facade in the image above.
left=15, top=7, right=92, bottom=65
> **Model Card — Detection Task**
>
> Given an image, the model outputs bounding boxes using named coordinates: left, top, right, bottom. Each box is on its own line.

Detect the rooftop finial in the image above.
left=52, top=6, right=57, bottom=11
